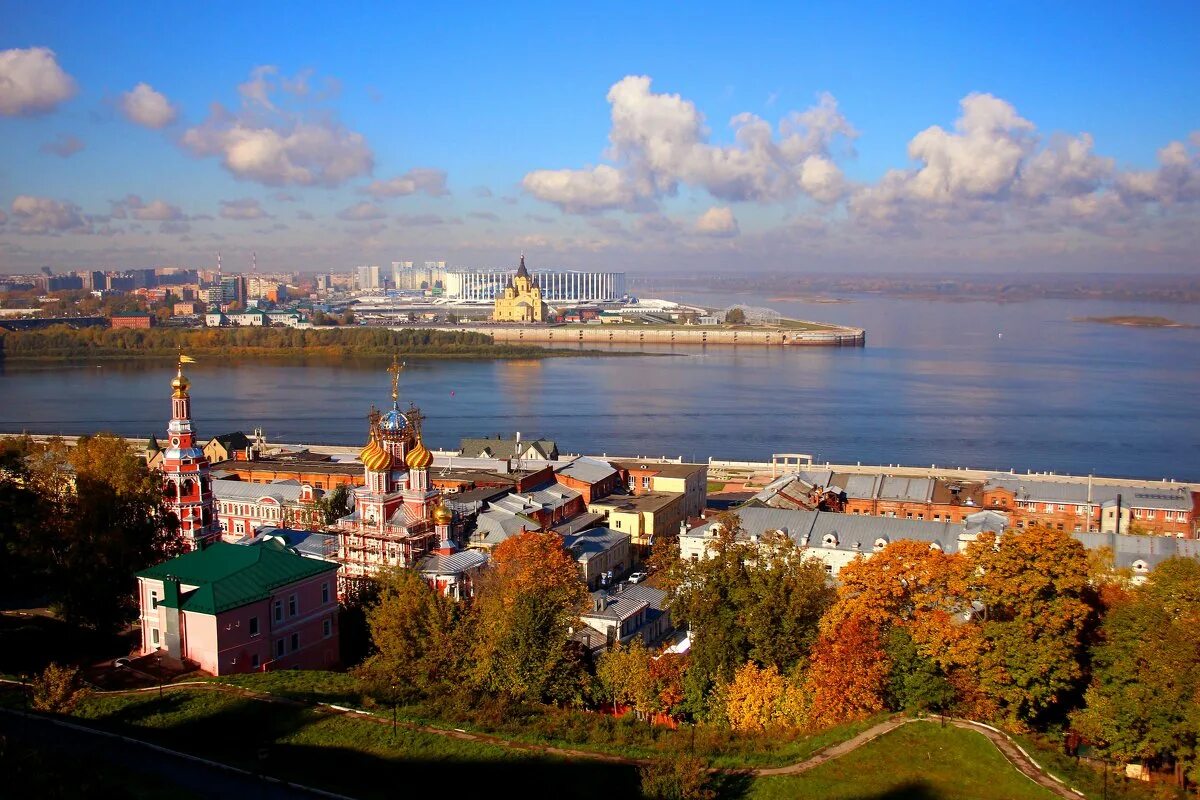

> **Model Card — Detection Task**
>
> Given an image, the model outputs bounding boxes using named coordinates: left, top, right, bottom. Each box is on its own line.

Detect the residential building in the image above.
left=492, top=255, right=548, bottom=323
left=982, top=477, right=1196, bottom=536
left=555, top=456, right=622, bottom=503
left=579, top=584, right=673, bottom=652
left=587, top=492, right=686, bottom=552
left=136, top=540, right=339, bottom=675
left=203, top=431, right=258, bottom=463
left=561, top=527, right=631, bottom=588
left=416, top=531, right=489, bottom=601
left=611, top=460, right=707, bottom=521
left=213, top=478, right=324, bottom=541
left=209, top=453, right=364, bottom=491
left=458, top=434, right=558, bottom=461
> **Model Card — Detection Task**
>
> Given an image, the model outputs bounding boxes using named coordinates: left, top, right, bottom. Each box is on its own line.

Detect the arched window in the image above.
left=822, top=532, right=838, bottom=548
left=873, top=537, right=888, bottom=551
left=181, top=478, right=195, bottom=496
left=929, top=541, right=943, bottom=552
left=1132, top=560, right=1149, bottom=574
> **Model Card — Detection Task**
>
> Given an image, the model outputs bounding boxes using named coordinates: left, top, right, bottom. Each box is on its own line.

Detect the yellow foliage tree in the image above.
left=725, top=662, right=808, bottom=732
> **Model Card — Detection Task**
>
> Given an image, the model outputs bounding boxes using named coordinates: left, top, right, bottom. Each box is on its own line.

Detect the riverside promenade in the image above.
left=7, top=434, right=1197, bottom=493
left=426, top=323, right=866, bottom=347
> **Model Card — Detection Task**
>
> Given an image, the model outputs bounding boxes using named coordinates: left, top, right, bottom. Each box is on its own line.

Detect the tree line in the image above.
left=0, top=325, right=563, bottom=360
left=360, top=514, right=1200, bottom=791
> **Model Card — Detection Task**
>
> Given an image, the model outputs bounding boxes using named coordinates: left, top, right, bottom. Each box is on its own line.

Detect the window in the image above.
left=323, top=618, right=332, bottom=639
left=273, top=600, right=282, bottom=623
left=276, top=638, right=285, bottom=657
left=641, top=476, right=650, bottom=489
left=290, top=632, right=299, bottom=652
left=151, top=628, right=160, bottom=645
left=1057, top=504, right=1067, bottom=511
left=249, top=616, right=259, bottom=637
left=288, top=594, right=297, bottom=616
left=1045, top=503, right=1054, bottom=513
left=151, top=591, right=159, bottom=609
left=322, top=582, right=330, bottom=604
left=251, top=654, right=260, bottom=669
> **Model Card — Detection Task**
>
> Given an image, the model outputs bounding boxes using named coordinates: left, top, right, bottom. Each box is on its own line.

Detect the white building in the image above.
left=445, top=269, right=626, bottom=302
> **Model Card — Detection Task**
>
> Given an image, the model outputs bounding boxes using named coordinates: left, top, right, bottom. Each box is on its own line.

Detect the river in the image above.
left=1, top=293, right=1198, bottom=481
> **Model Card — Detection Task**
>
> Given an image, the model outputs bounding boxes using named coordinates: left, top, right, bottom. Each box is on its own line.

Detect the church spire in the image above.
left=516, top=252, right=529, bottom=279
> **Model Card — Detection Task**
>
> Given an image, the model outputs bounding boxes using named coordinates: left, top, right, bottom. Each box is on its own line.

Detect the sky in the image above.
left=1, top=1, right=1199, bottom=275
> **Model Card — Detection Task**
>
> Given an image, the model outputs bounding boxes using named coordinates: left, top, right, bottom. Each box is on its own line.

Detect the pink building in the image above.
left=136, top=540, right=340, bottom=675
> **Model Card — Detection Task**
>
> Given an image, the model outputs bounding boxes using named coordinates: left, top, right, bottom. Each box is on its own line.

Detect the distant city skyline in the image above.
left=1, top=2, right=1198, bottom=274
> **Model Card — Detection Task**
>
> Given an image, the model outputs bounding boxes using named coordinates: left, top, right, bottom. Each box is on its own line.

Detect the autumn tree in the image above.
left=357, top=567, right=459, bottom=700
left=668, top=514, right=833, bottom=718
left=639, top=752, right=715, bottom=800
left=596, top=639, right=657, bottom=717
left=30, top=663, right=87, bottom=713
left=966, top=525, right=1096, bottom=727
left=807, top=613, right=890, bottom=726
left=468, top=531, right=589, bottom=705
left=1072, top=557, right=1200, bottom=787
left=724, top=662, right=809, bottom=732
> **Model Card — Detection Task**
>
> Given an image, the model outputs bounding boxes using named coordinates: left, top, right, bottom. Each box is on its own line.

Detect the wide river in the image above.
left=2, top=292, right=1198, bottom=481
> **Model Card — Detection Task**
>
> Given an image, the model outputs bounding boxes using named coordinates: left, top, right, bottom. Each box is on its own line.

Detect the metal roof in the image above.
left=212, top=478, right=306, bottom=504
left=137, top=540, right=336, bottom=615
left=985, top=477, right=1193, bottom=510
left=417, top=549, right=489, bottom=575
left=556, top=456, right=618, bottom=485
left=878, top=476, right=935, bottom=503
left=561, top=527, right=630, bottom=562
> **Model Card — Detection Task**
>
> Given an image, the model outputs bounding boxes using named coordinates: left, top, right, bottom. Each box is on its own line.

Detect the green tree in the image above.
left=468, top=532, right=589, bottom=705
left=357, top=567, right=458, bottom=699
left=884, top=627, right=955, bottom=715
left=596, top=639, right=656, bottom=717
left=639, top=752, right=715, bottom=800
left=314, top=484, right=351, bottom=525
left=724, top=308, right=746, bottom=324
left=966, top=526, right=1096, bottom=727
left=667, top=514, right=833, bottom=718
left=1071, top=558, right=1200, bottom=787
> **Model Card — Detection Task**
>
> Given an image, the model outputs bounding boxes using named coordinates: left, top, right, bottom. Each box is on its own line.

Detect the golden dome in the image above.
left=432, top=502, right=453, bottom=526
left=171, top=370, right=190, bottom=398
left=405, top=439, right=432, bottom=470
left=359, top=437, right=392, bottom=472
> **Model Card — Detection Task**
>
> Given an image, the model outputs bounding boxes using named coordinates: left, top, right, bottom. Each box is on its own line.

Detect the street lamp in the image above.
left=390, top=681, right=397, bottom=740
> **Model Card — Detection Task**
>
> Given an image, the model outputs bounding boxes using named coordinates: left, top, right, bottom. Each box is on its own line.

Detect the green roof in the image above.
left=137, top=540, right=336, bottom=615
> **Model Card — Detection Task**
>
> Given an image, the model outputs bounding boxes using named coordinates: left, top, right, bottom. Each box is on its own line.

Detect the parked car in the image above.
left=628, top=571, right=648, bottom=584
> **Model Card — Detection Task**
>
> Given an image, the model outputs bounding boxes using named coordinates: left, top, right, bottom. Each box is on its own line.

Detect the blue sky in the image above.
left=2, top=1, right=1198, bottom=273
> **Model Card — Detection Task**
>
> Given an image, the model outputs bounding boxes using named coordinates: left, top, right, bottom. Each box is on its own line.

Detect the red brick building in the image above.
left=110, top=311, right=154, bottom=329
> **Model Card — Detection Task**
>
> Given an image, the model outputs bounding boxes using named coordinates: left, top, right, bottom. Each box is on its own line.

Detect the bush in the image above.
left=30, top=663, right=87, bottom=713
left=639, top=752, right=715, bottom=800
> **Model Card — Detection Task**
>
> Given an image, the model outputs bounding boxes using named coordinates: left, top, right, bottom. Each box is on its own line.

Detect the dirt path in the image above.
left=0, top=677, right=1083, bottom=796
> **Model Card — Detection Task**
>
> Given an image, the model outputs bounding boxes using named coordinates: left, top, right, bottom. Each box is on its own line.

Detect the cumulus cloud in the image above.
left=1118, top=134, right=1200, bottom=205
left=523, top=76, right=856, bottom=212
left=0, top=47, right=77, bottom=116
left=694, top=206, right=739, bottom=237
left=180, top=66, right=373, bottom=187
left=9, top=195, right=88, bottom=234
left=40, top=133, right=85, bottom=158
left=362, top=168, right=448, bottom=198
left=120, top=83, right=178, bottom=128
left=337, top=201, right=386, bottom=221
left=219, top=198, right=271, bottom=220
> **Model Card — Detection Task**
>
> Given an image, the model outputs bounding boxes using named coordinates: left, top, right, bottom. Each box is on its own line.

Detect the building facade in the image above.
left=136, top=540, right=340, bottom=675
left=446, top=267, right=625, bottom=302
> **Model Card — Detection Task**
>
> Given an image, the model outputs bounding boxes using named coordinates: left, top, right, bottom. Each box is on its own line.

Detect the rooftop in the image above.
left=137, top=540, right=336, bottom=615
left=610, top=460, right=706, bottom=479
left=556, top=456, right=619, bottom=485
left=588, top=492, right=682, bottom=513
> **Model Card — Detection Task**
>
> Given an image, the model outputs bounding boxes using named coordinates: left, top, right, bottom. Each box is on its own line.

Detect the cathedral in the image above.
left=492, top=254, right=548, bottom=323
left=334, top=358, right=450, bottom=586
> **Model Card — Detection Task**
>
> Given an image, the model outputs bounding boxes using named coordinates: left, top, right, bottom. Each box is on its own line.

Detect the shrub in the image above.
left=30, top=663, right=87, bottom=713
left=639, top=751, right=715, bottom=800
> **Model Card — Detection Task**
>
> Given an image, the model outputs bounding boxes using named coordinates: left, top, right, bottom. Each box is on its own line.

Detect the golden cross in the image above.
left=387, top=356, right=405, bottom=402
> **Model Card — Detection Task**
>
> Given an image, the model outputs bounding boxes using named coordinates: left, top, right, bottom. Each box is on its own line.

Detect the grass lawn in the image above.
left=212, top=670, right=886, bottom=769
left=747, top=723, right=1060, bottom=800
left=72, top=688, right=641, bottom=799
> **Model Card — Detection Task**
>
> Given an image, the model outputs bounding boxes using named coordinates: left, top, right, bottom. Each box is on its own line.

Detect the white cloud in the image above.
left=219, top=198, right=270, bottom=220
left=695, top=206, right=739, bottom=237
left=363, top=168, right=448, bottom=198
left=40, top=133, right=85, bottom=158
left=110, top=194, right=186, bottom=221
left=180, top=67, right=373, bottom=187
left=1117, top=134, right=1200, bottom=205
left=120, top=83, right=178, bottom=128
left=523, top=76, right=856, bottom=212
left=10, top=195, right=88, bottom=234
left=337, top=201, right=386, bottom=221
left=0, top=47, right=77, bottom=116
